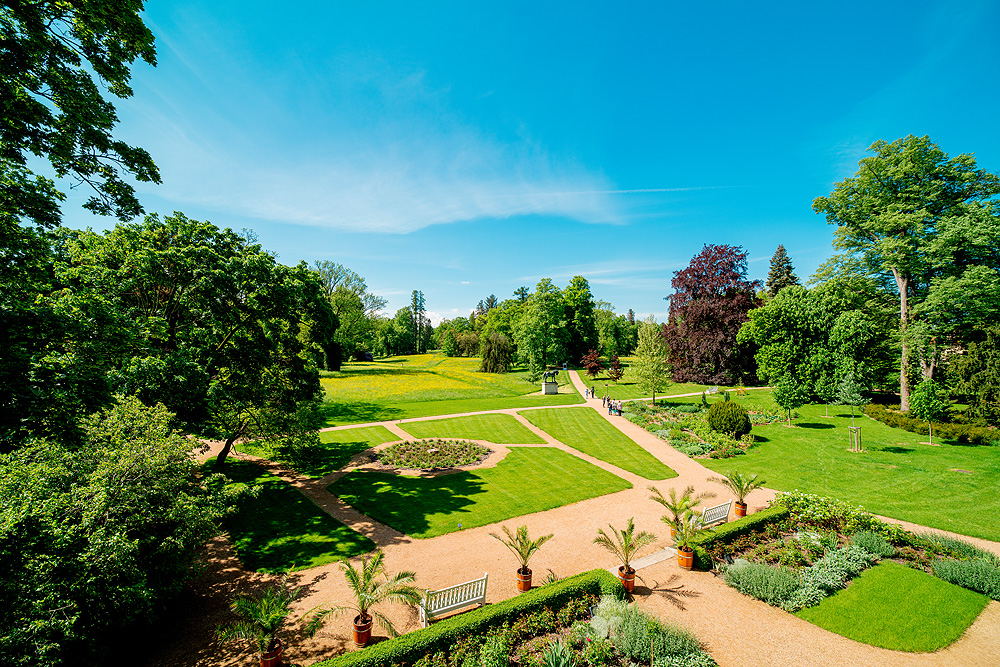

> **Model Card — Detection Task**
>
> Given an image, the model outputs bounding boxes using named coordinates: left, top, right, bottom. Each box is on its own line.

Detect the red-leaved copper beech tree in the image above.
left=665, top=244, right=762, bottom=385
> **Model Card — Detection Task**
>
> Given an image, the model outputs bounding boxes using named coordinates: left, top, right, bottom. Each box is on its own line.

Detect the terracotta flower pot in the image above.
left=735, top=501, right=747, bottom=518
left=618, top=565, right=636, bottom=592
left=353, top=614, right=373, bottom=647
left=677, top=547, right=694, bottom=570
left=517, top=567, right=532, bottom=592
left=260, top=639, right=283, bottom=667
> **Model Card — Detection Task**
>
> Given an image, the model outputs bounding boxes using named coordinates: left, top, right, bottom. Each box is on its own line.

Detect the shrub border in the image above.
left=312, top=569, right=626, bottom=667
left=690, top=505, right=790, bottom=570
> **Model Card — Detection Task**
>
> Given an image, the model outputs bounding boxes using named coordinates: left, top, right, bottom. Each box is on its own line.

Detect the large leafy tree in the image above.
left=813, top=135, right=1000, bottom=410
left=40, top=213, right=333, bottom=464
left=514, top=279, right=567, bottom=380
left=0, top=397, right=240, bottom=666
left=738, top=280, right=895, bottom=398
left=313, top=261, right=386, bottom=365
left=665, top=244, right=761, bottom=384
left=562, top=275, right=598, bottom=362
left=951, top=325, right=1000, bottom=424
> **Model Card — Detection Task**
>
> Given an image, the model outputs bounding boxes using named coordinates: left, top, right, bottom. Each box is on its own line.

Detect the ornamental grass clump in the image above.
left=916, top=532, right=1000, bottom=565
left=723, top=560, right=801, bottom=607
left=850, top=531, right=895, bottom=558
left=933, top=559, right=1000, bottom=600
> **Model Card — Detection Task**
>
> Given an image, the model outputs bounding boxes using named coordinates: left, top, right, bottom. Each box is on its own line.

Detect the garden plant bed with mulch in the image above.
left=705, top=491, right=1000, bottom=651
left=376, top=439, right=492, bottom=470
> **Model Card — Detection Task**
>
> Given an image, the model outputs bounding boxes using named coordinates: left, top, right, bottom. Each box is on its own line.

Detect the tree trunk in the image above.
left=216, top=435, right=238, bottom=466
left=892, top=269, right=911, bottom=412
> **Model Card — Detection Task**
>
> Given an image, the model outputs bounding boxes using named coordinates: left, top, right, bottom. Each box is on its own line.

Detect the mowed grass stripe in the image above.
left=519, top=407, right=677, bottom=480
left=795, top=562, right=988, bottom=652
left=210, top=460, right=375, bottom=572
left=399, top=413, right=546, bottom=444
left=329, top=447, right=631, bottom=538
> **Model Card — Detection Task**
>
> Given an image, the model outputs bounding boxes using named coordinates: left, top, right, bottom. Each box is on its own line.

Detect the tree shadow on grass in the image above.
left=297, top=438, right=379, bottom=478
left=872, top=445, right=916, bottom=454
left=797, top=422, right=835, bottom=430
left=329, top=470, right=487, bottom=538
left=322, top=401, right=404, bottom=426
left=212, top=461, right=376, bottom=572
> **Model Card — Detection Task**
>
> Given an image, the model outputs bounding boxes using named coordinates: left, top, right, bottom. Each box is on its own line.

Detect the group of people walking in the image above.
left=605, top=397, right=623, bottom=416
left=583, top=386, right=624, bottom=416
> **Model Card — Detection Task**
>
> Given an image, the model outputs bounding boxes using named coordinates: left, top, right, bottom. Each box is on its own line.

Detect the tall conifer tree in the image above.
left=766, top=245, right=799, bottom=296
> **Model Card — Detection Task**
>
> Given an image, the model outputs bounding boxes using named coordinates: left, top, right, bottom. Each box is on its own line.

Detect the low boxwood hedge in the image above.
left=313, top=569, right=626, bottom=667
left=690, top=505, right=790, bottom=570
left=864, top=403, right=998, bottom=446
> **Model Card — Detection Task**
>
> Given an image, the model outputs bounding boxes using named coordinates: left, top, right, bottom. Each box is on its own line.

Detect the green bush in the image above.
left=616, top=609, right=704, bottom=664
left=864, top=404, right=999, bottom=445
left=772, top=491, right=907, bottom=541
left=933, top=559, right=1000, bottom=600
left=706, top=401, right=751, bottom=437
left=850, top=531, right=895, bottom=558
left=723, top=560, right=801, bottom=606
left=313, top=569, right=625, bottom=667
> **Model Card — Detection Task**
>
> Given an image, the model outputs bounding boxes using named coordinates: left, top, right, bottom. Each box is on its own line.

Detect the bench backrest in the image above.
left=419, top=572, right=488, bottom=627
left=699, top=499, right=732, bottom=527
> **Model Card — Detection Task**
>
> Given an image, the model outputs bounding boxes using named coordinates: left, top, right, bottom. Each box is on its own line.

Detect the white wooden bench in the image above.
left=698, top=500, right=732, bottom=528
left=418, top=572, right=488, bottom=628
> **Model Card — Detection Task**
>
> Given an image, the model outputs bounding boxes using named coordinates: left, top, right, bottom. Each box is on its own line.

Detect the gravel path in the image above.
left=131, top=371, right=1000, bottom=667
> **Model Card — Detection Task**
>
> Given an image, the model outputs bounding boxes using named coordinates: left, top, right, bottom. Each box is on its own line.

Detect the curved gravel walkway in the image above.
left=144, top=371, right=1000, bottom=667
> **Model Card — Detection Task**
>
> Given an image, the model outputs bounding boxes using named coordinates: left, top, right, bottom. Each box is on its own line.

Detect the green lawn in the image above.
left=577, top=361, right=718, bottom=401
left=328, top=447, right=632, bottom=538
left=795, top=562, right=988, bottom=652
left=320, top=352, right=583, bottom=426
left=237, top=425, right=397, bottom=478
left=399, top=413, right=546, bottom=444
left=518, top=407, right=677, bottom=480
left=210, top=460, right=375, bottom=572
left=683, top=395, right=1000, bottom=541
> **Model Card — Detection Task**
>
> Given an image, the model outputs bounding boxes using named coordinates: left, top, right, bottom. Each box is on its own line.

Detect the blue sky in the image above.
left=58, top=0, right=1000, bottom=323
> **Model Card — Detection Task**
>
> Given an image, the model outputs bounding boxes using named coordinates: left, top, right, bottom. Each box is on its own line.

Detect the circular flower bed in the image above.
left=377, top=439, right=491, bottom=470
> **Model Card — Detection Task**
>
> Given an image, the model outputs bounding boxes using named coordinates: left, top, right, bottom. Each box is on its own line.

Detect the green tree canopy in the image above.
left=632, top=316, right=670, bottom=402
left=0, top=397, right=240, bottom=666
left=2, top=0, right=161, bottom=222
left=813, top=135, right=1000, bottom=410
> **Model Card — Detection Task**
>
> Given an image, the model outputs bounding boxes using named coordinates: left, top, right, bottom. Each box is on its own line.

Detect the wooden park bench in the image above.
left=418, top=572, right=488, bottom=628
left=698, top=500, right=733, bottom=528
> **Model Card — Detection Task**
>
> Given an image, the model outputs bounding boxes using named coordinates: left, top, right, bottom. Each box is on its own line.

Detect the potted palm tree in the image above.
left=305, top=550, right=421, bottom=647
left=648, top=485, right=715, bottom=539
left=216, top=573, right=300, bottom=667
left=490, top=524, right=554, bottom=592
left=708, top=470, right=766, bottom=517
left=674, top=510, right=702, bottom=570
left=594, top=517, right=657, bottom=593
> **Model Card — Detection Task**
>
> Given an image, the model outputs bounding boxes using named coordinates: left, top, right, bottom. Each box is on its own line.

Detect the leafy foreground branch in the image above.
left=0, top=397, right=245, bottom=666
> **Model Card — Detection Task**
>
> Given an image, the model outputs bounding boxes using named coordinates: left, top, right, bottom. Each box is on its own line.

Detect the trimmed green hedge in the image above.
left=864, top=404, right=999, bottom=445
left=313, top=569, right=626, bottom=667
left=690, top=506, right=790, bottom=570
